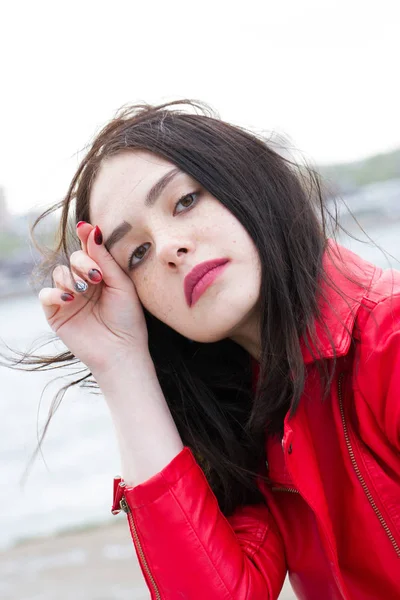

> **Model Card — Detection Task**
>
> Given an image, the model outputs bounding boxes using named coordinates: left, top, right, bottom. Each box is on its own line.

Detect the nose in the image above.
left=157, top=237, right=193, bottom=268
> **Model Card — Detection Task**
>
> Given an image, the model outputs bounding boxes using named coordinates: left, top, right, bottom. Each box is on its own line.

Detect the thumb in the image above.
left=86, top=225, right=131, bottom=289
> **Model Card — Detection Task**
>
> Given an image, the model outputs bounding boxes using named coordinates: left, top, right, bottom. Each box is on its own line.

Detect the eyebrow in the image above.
left=104, top=167, right=181, bottom=252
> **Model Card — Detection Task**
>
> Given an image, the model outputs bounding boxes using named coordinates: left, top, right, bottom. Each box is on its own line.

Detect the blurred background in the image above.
left=0, top=1, right=399, bottom=598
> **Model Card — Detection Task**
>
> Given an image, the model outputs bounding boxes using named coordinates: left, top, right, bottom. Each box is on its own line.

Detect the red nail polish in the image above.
left=61, top=293, right=74, bottom=302
left=94, top=226, right=103, bottom=245
left=88, top=269, right=102, bottom=282
left=76, top=221, right=86, bottom=228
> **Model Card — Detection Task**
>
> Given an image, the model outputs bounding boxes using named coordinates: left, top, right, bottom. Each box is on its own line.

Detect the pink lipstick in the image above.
left=184, top=259, right=229, bottom=307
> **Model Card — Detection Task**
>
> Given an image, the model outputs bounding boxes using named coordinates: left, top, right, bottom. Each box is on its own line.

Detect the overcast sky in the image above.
left=0, top=0, right=399, bottom=215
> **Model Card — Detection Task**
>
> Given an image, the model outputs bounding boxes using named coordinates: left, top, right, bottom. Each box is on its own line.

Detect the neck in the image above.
left=229, top=309, right=261, bottom=362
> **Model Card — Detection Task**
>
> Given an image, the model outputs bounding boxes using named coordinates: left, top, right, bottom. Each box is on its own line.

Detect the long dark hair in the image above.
left=5, top=101, right=352, bottom=515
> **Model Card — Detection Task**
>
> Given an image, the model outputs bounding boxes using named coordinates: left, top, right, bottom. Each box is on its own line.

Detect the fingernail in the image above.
left=74, top=280, right=89, bottom=293
left=94, top=226, right=103, bottom=245
left=61, top=293, right=74, bottom=302
left=76, top=221, right=86, bottom=228
left=88, top=269, right=102, bottom=282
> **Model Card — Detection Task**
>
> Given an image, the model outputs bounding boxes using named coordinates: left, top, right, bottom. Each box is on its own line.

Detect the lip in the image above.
left=184, top=258, right=230, bottom=307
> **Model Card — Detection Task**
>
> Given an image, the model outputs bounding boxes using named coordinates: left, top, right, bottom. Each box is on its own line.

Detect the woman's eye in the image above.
left=127, top=193, right=199, bottom=270
left=128, top=242, right=150, bottom=270
left=174, top=192, right=198, bottom=215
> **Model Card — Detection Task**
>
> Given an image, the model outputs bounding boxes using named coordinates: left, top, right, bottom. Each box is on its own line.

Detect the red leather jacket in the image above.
left=112, top=243, right=400, bottom=599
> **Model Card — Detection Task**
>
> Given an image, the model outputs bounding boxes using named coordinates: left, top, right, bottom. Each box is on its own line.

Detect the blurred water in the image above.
left=0, top=223, right=399, bottom=550
left=0, top=297, right=121, bottom=550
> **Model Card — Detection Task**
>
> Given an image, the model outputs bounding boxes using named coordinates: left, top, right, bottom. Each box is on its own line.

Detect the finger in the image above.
left=76, top=221, right=94, bottom=254
left=39, top=287, right=75, bottom=321
left=52, top=264, right=91, bottom=295
left=86, top=225, right=130, bottom=289
left=69, top=250, right=103, bottom=284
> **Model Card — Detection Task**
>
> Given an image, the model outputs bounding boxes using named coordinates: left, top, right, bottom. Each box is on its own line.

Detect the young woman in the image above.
left=27, top=101, right=400, bottom=599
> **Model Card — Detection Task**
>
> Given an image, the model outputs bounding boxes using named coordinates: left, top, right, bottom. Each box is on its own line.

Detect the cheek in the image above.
left=133, top=270, right=180, bottom=323
left=133, top=271, right=157, bottom=309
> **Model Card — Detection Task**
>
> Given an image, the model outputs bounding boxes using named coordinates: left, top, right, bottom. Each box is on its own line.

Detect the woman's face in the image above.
left=89, top=150, right=261, bottom=344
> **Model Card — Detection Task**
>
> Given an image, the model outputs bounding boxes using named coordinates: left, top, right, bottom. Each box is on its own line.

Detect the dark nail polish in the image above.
left=88, top=269, right=102, bottom=282
left=94, top=226, right=103, bottom=245
left=61, top=293, right=74, bottom=302
left=76, top=221, right=86, bottom=228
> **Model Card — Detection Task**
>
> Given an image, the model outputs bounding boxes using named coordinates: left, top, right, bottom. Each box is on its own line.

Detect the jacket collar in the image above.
left=300, top=240, right=379, bottom=364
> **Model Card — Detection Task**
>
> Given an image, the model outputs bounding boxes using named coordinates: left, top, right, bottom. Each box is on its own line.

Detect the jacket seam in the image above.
left=167, top=485, right=235, bottom=599
left=362, top=265, right=400, bottom=304
left=167, top=482, right=273, bottom=599
left=125, top=461, right=198, bottom=508
left=245, top=523, right=279, bottom=600
left=359, top=292, right=400, bottom=348
left=343, top=403, right=400, bottom=542
left=248, top=520, right=270, bottom=559
left=169, top=489, right=234, bottom=600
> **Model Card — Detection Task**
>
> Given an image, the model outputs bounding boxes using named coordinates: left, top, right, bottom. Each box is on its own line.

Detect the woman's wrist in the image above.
left=92, top=350, right=156, bottom=393
left=94, top=351, right=184, bottom=486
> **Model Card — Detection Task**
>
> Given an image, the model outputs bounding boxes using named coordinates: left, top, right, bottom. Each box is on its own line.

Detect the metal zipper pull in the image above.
left=120, top=497, right=131, bottom=514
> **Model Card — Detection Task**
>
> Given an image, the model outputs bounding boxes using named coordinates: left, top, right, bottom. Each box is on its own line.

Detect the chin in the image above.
left=175, top=318, right=233, bottom=344
left=185, top=310, right=251, bottom=344
left=188, top=329, right=230, bottom=344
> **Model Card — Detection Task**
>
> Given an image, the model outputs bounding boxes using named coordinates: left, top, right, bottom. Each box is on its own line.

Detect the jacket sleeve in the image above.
left=356, top=290, right=400, bottom=450
left=113, top=446, right=286, bottom=599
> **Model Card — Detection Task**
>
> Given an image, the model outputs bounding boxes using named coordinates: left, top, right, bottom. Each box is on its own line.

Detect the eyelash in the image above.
left=128, top=192, right=199, bottom=270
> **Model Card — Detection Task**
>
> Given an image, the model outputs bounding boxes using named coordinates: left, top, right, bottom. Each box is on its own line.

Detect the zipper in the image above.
left=119, top=497, right=162, bottom=599
left=338, top=371, right=400, bottom=558
left=271, top=486, right=299, bottom=493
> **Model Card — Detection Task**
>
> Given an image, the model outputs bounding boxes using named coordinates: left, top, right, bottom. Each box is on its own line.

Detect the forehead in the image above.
left=89, top=150, right=176, bottom=228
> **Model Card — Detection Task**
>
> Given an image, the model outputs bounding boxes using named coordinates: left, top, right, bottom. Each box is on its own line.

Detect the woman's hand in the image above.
left=39, top=222, right=149, bottom=378
left=40, top=221, right=184, bottom=484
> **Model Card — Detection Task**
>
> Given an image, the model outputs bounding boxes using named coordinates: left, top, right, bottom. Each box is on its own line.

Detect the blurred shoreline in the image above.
left=0, top=519, right=149, bottom=600
left=0, top=284, right=35, bottom=302
left=6, top=517, right=117, bottom=552
left=0, top=519, right=295, bottom=600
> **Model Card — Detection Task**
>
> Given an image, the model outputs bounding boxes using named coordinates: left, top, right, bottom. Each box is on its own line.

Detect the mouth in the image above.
left=184, top=258, right=230, bottom=307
